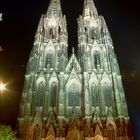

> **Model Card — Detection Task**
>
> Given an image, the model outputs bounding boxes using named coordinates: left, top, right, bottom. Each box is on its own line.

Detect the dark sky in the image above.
left=0, top=0, right=140, bottom=139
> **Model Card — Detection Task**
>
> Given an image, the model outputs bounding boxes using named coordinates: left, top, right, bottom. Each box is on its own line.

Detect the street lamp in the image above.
left=0, top=13, right=2, bottom=21
left=0, top=82, right=6, bottom=93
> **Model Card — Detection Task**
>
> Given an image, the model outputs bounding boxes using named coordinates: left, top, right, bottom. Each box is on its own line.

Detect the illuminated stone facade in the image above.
left=17, top=0, right=134, bottom=139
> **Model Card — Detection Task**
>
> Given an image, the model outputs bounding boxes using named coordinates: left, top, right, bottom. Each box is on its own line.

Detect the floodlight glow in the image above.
left=0, top=13, right=2, bottom=21
left=48, top=16, right=57, bottom=27
left=0, top=82, right=6, bottom=93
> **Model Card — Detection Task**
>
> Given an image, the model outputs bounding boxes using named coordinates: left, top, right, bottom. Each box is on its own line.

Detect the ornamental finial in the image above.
left=72, top=47, right=75, bottom=54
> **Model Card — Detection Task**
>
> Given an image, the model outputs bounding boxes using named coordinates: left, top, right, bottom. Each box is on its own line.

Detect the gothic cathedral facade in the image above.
left=17, top=0, right=134, bottom=139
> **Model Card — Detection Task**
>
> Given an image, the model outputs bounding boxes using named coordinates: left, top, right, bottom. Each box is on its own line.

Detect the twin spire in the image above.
left=47, top=0, right=98, bottom=18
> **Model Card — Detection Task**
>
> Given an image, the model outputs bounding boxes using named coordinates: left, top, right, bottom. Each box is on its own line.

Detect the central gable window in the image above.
left=68, top=83, right=80, bottom=107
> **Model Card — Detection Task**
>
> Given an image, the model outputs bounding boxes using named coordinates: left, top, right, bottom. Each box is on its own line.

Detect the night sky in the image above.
left=0, top=0, right=140, bottom=139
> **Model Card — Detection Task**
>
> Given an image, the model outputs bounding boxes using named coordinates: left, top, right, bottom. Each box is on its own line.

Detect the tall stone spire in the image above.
left=83, top=0, right=98, bottom=19
left=78, top=0, right=101, bottom=70
left=32, top=0, right=68, bottom=71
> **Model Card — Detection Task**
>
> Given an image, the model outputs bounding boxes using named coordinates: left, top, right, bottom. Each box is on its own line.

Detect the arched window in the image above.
left=93, top=50, right=101, bottom=69
left=37, top=81, right=44, bottom=106
left=68, top=83, right=80, bottom=107
left=49, top=28, right=55, bottom=38
left=49, top=81, right=57, bottom=108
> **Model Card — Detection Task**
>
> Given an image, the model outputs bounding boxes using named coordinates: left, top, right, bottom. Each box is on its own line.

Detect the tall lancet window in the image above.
left=89, top=29, right=94, bottom=40
left=68, top=83, right=80, bottom=107
left=102, top=82, right=111, bottom=107
left=45, top=49, right=54, bottom=68
left=90, top=81, right=98, bottom=106
left=50, top=81, right=57, bottom=108
left=49, top=28, right=56, bottom=39
left=93, top=50, right=101, bottom=69
left=37, top=81, right=44, bottom=106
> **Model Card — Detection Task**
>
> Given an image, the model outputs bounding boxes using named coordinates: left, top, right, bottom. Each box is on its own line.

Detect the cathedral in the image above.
left=17, top=0, right=134, bottom=139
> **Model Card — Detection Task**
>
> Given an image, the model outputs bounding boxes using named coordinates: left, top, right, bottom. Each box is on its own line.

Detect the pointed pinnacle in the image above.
left=94, top=124, right=102, bottom=136
left=83, top=0, right=98, bottom=18
left=47, top=0, right=62, bottom=17
left=33, top=110, right=42, bottom=127
left=72, top=47, right=75, bottom=54
left=47, top=125, right=55, bottom=136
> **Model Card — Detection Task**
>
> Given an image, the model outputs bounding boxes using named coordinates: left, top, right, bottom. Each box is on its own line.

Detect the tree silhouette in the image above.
left=0, top=124, right=17, bottom=140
